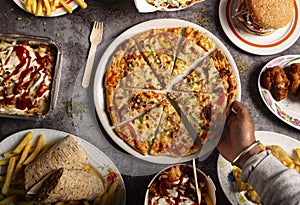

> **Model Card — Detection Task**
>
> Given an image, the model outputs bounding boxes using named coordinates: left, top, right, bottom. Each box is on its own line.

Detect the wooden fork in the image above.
left=82, top=21, right=103, bottom=88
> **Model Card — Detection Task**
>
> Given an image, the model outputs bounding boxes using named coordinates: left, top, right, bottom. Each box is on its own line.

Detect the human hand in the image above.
left=217, top=101, right=262, bottom=168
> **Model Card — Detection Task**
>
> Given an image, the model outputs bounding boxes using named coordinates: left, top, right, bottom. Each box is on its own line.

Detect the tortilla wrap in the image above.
left=27, top=168, right=106, bottom=203
left=24, top=135, right=89, bottom=191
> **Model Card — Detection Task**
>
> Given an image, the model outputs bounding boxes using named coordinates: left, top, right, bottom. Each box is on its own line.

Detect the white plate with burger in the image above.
left=217, top=131, right=300, bottom=205
left=219, top=0, right=300, bottom=55
left=258, top=55, right=300, bottom=130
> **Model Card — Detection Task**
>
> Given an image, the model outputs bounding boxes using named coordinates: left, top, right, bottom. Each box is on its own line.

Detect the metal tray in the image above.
left=0, top=33, right=62, bottom=120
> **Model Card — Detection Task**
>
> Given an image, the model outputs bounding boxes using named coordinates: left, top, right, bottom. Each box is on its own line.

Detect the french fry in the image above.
left=43, top=0, right=52, bottom=16
left=31, top=0, right=37, bottom=15
left=3, top=151, right=18, bottom=158
left=296, top=148, right=300, bottom=161
left=12, top=132, right=33, bottom=154
left=12, top=143, right=31, bottom=180
left=112, top=188, right=125, bottom=205
left=0, top=158, right=9, bottom=166
left=35, top=0, right=44, bottom=16
left=23, top=135, right=44, bottom=165
left=51, top=0, right=56, bottom=12
left=203, top=193, right=214, bottom=205
left=26, top=0, right=35, bottom=6
left=54, top=0, right=59, bottom=7
left=0, top=195, right=18, bottom=205
left=295, top=165, right=300, bottom=173
left=0, top=175, right=5, bottom=182
left=59, top=0, right=73, bottom=13
left=1, top=156, right=17, bottom=195
left=54, top=202, right=64, bottom=205
left=74, top=0, right=87, bottom=9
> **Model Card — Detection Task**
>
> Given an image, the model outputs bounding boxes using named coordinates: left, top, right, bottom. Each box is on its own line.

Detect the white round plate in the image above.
left=13, top=0, right=79, bottom=17
left=217, top=131, right=300, bottom=205
left=93, top=18, right=241, bottom=164
left=219, top=0, right=300, bottom=55
left=258, top=55, right=300, bottom=130
left=0, top=128, right=126, bottom=205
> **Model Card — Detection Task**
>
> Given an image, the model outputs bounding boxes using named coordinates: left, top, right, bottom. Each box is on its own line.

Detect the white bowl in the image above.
left=144, top=164, right=216, bottom=205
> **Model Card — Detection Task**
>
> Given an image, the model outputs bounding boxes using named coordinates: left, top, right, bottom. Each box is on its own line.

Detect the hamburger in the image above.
left=233, top=0, right=294, bottom=35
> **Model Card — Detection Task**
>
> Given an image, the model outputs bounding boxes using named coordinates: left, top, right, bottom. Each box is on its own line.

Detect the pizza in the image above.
left=134, top=27, right=182, bottom=87
left=104, top=26, right=238, bottom=157
left=107, top=88, right=165, bottom=126
left=149, top=100, right=199, bottom=157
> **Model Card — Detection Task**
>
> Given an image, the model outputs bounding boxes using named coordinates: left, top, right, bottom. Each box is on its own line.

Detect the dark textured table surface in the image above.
left=0, top=0, right=299, bottom=204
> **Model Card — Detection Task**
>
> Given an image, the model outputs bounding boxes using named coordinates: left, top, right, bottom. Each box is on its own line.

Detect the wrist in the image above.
left=231, top=140, right=263, bottom=168
left=234, top=144, right=263, bottom=168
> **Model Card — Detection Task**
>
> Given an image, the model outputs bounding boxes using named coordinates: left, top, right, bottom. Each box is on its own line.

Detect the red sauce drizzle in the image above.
left=0, top=45, right=51, bottom=111
left=157, top=167, right=199, bottom=205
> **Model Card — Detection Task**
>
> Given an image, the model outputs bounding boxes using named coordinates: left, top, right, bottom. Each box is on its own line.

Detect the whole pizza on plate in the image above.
left=104, top=26, right=238, bottom=158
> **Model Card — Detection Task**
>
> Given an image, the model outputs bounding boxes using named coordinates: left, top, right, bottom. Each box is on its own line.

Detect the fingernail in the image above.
left=231, top=107, right=237, bottom=114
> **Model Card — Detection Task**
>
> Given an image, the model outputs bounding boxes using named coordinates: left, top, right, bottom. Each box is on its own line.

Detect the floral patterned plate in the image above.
left=258, top=55, right=300, bottom=130
left=218, top=131, right=300, bottom=205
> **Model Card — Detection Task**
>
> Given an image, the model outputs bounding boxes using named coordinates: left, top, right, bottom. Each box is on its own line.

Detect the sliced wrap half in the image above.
left=24, top=135, right=89, bottom=191
left=26, top=168, right=106, bottom=203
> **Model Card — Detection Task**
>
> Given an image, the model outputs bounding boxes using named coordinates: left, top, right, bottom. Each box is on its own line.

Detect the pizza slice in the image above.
left=134, top=27, right=182, bottom=87
left=209, top=48, right=238, bottom=114
left=172, top=57, right=212, bottom=92
left=149, top=100, right=199, bottom=157
left=167, top=91, right=227, bottom=144
left=107, top=88, right=165, bottom=126
left=105, top=38, right=162, bottom=91
left=114, top=102, right=165, bottom=155
left=172, top=27, right=215, bottom=78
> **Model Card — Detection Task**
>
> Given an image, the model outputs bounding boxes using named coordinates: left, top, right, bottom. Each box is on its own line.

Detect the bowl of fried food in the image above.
left=145, top=164, right=216, bottom=205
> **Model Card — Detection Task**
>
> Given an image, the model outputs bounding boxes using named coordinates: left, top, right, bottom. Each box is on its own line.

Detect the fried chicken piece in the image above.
left=261, top=66, right=290, bottom=101
left=286, top=63, right=300, bottom=96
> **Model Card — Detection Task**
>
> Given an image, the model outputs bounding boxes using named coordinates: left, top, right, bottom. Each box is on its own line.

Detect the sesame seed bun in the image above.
left=246, top=0, right=294, bottom=29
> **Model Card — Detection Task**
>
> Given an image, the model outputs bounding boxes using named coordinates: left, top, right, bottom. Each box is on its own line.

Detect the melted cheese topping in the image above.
left=0, top=40, right=54, bottom=116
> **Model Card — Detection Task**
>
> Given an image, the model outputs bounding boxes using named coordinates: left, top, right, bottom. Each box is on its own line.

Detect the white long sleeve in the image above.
left=241, top=150, right=300, bottom=205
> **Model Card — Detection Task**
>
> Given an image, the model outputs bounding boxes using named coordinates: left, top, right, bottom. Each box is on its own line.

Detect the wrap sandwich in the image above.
left=24, top=135, right=89, bottom=191
left=26, top=167, right=106, bottom=203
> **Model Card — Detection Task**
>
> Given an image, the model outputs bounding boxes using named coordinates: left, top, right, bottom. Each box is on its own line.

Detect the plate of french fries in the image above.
left=13, top=0, right=87, bottom=17
left=0, top=128, right=126, bottom=205
left=217, top=130, right=300, bottom=205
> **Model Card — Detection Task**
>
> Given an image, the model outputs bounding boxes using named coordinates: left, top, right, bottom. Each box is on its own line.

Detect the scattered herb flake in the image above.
left=234, top=57, right=249, bottom=75
left=65, top=100, right=88, bottom=119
